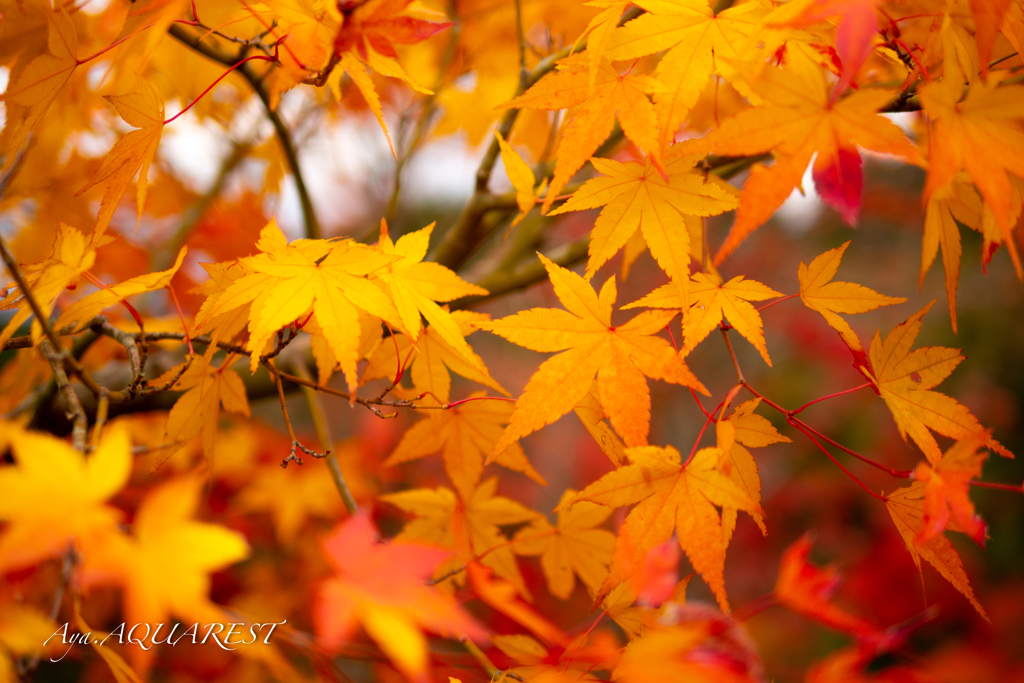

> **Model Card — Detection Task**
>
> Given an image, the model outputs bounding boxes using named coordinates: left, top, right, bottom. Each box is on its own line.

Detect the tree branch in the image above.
left=167, top=25, right=321, bottom=239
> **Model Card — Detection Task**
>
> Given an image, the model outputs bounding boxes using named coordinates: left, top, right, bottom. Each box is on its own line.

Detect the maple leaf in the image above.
left=578, top=0, right=633, bottom=93
left=912, top=433, right=989, bottom=547
left=192, top=219, right=401, bottom=387
left=766, top=0, right=881, bottom=97
left=155, top=351, right=250, bottom=459
left=921, top=179, right=982, bottom=334
left=235, top=457, right=345, bottom=543
left=476, top=255, right=705, bottom=451
left=573, top=380, right=628, bottom=467
left=625, top=271, right=782, bottom=365
left=512, top=490, right=616, bottom=600
left=614, top=622, right=757, bottom=683
left=54, top=246, right=188, bottom=331
left=375, top=221, right=489, bottom=370
left=885, top=482, right=986, bottom=617
left=362, top=310, right=507, bottom=403
left=0, top=423, right=130, bottom=574
left=919, top=59, right=1024, bottom=276
left=857, top=302, right=1011, bottom=465
left=76, top=77, right=165, bottom=235
left=971, top=0, right=1013, bottom=79
left=466, top=562, right=569, bottom=646
left=548, top=152, right=739, bottom=301
left=773, top=534, right=878, bottom=637
left=0, top=223, right=96, bottom=348
left=563, top=444, right=760, bottom=610
left=705, top=51, right=917, bottom=263
left=385, top=392, right=546, bottom=499
left=327, top=0, right=450, bottom=152
left=503, top=53, right=667, bottom=212
left=715, top=402, right=790, bottom=547
left=0, top=4, right=78, bottom=175
left=798, top=241, right=906, bottom=349
left=79, top=476, right=249, bottom=672
left=603, top=0, right=766, bottom=154
left=381, top=478, right=539, bottom=597
left=314, top=512, right=485, bottom=683
left=0, top=598, right=58, bottom=683
left=496, top=131, right=539, bottom=227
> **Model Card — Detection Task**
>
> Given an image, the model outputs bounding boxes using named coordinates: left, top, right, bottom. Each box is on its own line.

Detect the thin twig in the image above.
left=720, top=325, right=745, bottom=384
left=291, top=362, right=360, bottom=515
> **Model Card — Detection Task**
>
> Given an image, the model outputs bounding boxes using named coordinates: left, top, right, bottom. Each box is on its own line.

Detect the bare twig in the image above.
left=291, top=362, right=360, bottom=515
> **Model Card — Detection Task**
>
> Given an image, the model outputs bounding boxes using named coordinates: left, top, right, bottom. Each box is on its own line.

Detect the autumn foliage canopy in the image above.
left=3, top=0, right=1024, bottom=681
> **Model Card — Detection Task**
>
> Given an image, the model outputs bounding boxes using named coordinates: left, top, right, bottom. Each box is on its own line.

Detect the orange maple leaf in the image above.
left=912, top=433, right=989, bottom=547
left=315, top=512, right=485, bottom=682
left=76, top=77, right=165, bottom=236
left=799, top=241, right=906, bottom=349
left=885, top=481, right=986, bottom=617
left=706, top=51, right=917, bottom=263
left=563, top=444, right=760, bottom=611
left=0, top=5, right=78, bottom=175
left=475, top=255, right=706, bottom=452
left=385, top=392, right=546, bottom=499
left=857, top=302, right=1011, bottom=464
left=503, top=53, right=667, bottom=212
left=774, top=534, right=878, bottom=638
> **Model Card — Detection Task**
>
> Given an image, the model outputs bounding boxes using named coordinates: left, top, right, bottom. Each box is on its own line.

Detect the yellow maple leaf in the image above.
left=0, top=423, right=130, bottom=574
left=626, top=271, right=782, bottom=365
left=885, top=481, right=986, bottom=618
left=548, top=152, right=738, bottom=302
left=380, top=478, right=539, bottom=598
left=385, top=391, right=546, bottom=498
left=495, top=131, right=538, bottom=226
left=192, top=219, right=401, bottom=386
left=375, top=221, right=489, bottom=370
left=563, top=444, right=760, bottom=611
left=706, top=51, right=918, bottom=263
left=503, top=53, right=667, bottom=212
left=362, top=310, right=506, bottom=403
left=475, top=254, right=706, bottom=452
left=76, top=77, right=165, bottom=235
left=155, top=351, right=250, bottom=459
left=604, top=0, right=767, bottom=154
left=54, top=246, right=187, bottom=331
left=859, top=303, right=1011, bottom=465
left=0, top=597, right=58, bottom=683
left=235, top=457, right=345, bottom=544
left=573, top=380, right=628, bottom=467
left=79, top=476, right=249, bottom=672
left=798, top=241, right=906, bottom=350
left=0, top=223, right=95, bottom=348
left=512, top=489, right=615, bottom=600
